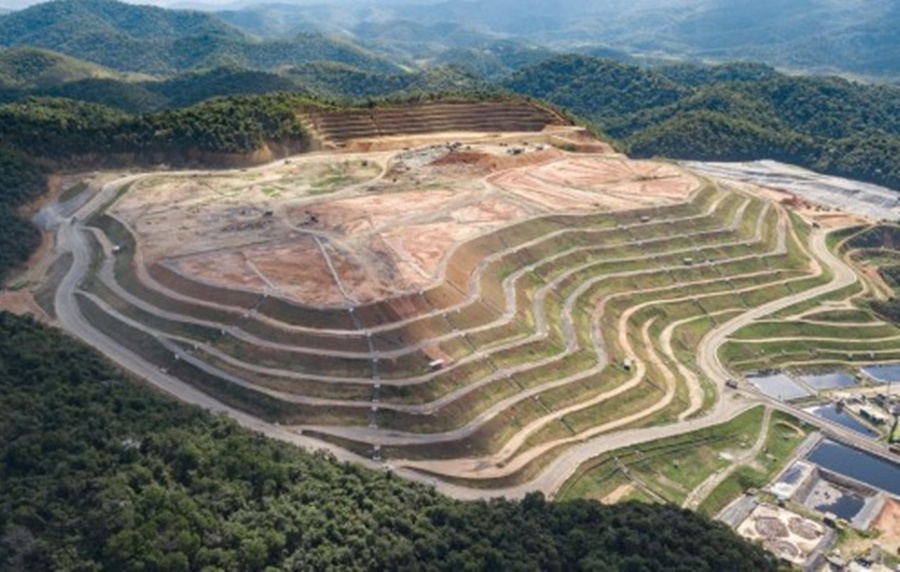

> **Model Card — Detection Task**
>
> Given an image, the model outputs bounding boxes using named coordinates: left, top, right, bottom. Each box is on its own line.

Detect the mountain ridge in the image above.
left=0, top=0, right=400, bottom=74
left=213, top=0, right=900, bottom=81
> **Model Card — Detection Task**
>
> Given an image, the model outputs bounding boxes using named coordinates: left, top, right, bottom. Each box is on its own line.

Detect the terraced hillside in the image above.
left=40, top=104, right=890, bottom=496
left=303, top=100, right=568, bottom=146
left=722, top=223, right=900, bottom=374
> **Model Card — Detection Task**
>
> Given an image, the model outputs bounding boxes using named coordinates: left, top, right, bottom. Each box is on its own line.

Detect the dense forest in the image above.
left=0, top=0, right=399, bottom=75
left=0, top=147, right=46, bottom=280
left=0, top=93, right=311, bottom=158
left=504, top=56, right=900, bottom=190
left=0, top=312, right=779, bottom=570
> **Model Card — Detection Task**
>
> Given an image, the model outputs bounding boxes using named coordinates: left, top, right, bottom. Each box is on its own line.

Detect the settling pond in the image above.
left=800, top=372, right=857, bottom=391
left=804, top=405, right=879, bottom=439
left=862, top=364, right=900, bottom=384
left=807, top=440, right=900, bottom=496
left=747, top=373, right=812, bottom=400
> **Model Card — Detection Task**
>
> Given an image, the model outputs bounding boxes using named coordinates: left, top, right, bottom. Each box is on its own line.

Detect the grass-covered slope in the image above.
left=0, top=312, right=778, bottom=571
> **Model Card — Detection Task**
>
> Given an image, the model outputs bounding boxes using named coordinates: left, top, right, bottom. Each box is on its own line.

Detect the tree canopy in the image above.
left=504, top=56, right=900, bottom=190
left=0, top=312, right=779, bottom=571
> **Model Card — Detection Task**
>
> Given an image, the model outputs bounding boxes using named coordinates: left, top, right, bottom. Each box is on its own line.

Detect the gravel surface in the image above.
left=686, top=160, right=900, bottom=221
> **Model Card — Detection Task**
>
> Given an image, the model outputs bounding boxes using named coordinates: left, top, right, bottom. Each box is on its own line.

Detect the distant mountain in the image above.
left=0, top=0, right=240, bottom=44
left=0, top=61, right=311, bottom=112
left=0, top=0, right=400, bottom=75
left=353, top=19, right=497, bottom=48
left=217, top=8, right=554, bottom=76
left=424, top=39, right=556, bottom=77
left=350, top=21, right=556, bottom=76
left=569, top=45, right=633, bottom=63
left=147, top=66, right=300, bottom=108
left=6, top=0, right=893, bottom=80
left=645, top=0, right=900, bottom=79
left=341, top=0, right=900, bottom=80
left=0, top=46, right=123, bottom=89
left=28, top=66, right=302, bottom=113
left=217, top=2, right=350, bottom=38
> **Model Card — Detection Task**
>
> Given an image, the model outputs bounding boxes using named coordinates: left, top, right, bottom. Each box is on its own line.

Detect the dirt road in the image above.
left=50, top=170, right=896, bottom=502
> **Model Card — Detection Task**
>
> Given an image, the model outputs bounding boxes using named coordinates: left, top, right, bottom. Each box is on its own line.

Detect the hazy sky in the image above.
left=0, top=0, right=282, bottom=10
left=0, top=0, right=435, bottom=10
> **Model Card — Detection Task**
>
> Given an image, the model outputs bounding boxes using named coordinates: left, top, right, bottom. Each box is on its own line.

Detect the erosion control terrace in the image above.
left=40, top=99, right=899, bottom=496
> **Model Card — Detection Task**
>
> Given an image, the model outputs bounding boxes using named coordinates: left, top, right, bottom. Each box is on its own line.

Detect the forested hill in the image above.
left=0, top=94, right=310, bottom=160
left=0, top=46, right=123, bottom=90
left=0, top=311, right=778, bottom=571
left=0, top=0, right=398, bottom=75
left=505, top=55, right=900, bottom=190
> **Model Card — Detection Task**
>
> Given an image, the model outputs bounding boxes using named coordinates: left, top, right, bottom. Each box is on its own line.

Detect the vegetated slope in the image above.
left=0, top=62, right=304, bottom=113
left=0, top=312, right=778, bottom=571
left=144, top=67, right=301, bottom=110
left=0, top=0, right=398, bottom=75
left=0, top=94, right=309, bottom=160
left=0, top=56, right=490, bottom=113
left=22, top=78, right=168, bottom=114
left=284, top=62, right=485, bottom=100
left=0, top=46, right=121, bottom=90
left=504, top=55, right=686, bottom=118
left=505, top=55, right=900, bottom=190
left=0, top=0, right=238, bottom=73
left=0, top=147, right=46, bottom=280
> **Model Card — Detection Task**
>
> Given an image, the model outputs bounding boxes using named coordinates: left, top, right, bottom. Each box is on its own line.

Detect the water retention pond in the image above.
left=807, top=440, right=900, bottom=497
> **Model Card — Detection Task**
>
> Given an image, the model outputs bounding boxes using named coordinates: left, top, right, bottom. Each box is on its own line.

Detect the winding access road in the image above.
left=49, top=172, right=896, bottom=502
